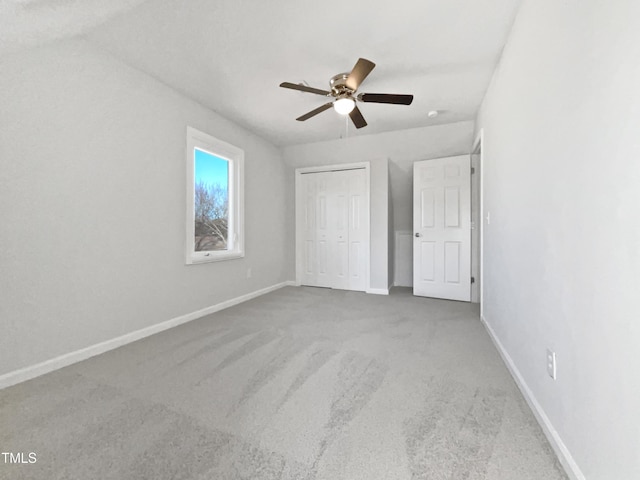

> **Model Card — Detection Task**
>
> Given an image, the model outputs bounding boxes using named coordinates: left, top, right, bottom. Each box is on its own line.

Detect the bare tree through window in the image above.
left=194, top=181, right=228, bottom=251
left=193, top=148, right=229, bottom=252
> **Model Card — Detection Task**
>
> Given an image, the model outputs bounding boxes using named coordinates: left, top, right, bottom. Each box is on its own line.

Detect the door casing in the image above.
left=472, top=129, right=485, bottom=316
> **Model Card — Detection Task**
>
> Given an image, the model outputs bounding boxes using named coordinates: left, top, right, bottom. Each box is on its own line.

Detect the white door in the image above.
left=298, top=168, right=368, bottom=291
left=345, top=169, right=367, bottom=291
left=315, top=171, right=332, bottom=287
left=413, top=155, right=471, bottom=301
left=332, top=170, right=350, bottom=290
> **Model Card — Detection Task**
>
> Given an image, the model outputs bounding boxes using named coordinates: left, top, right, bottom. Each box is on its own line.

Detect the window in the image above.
left=186, top=127, right=244, bottom=264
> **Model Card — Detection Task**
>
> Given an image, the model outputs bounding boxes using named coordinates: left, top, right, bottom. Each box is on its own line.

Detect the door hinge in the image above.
left=471, top=167, right=475, bottom=174
left=471, top=276, right=475, bottom=284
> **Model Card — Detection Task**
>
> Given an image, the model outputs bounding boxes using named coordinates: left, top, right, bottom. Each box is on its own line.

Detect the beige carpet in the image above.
left=0, top=287, right=568, bottom=479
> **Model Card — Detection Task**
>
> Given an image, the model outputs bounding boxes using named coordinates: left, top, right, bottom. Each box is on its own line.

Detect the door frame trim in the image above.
left=294, top=162, right=371, bottom=292
left=472, top=129, right=484, bottom=317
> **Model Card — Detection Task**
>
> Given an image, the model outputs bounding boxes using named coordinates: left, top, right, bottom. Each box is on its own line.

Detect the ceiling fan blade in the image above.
left=296, top=102, right=334, bottom=121
left=358, top=93, right=414, bottom=105
left=280, top=82, right=331, bottom=96
left=349, top=106, right=368, bottom=129
left=345, top=58, right=376, bottom=91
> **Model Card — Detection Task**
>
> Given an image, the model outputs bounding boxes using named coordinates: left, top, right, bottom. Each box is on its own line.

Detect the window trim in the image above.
left=186, top=126, right=244, bottom=264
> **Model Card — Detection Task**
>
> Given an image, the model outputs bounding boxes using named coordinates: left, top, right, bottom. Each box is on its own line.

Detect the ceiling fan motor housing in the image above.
left=330, top=73, right=354, bottom=97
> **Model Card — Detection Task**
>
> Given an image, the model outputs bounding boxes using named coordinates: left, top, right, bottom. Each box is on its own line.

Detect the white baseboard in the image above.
left=0, top=281, right=292, bottom=390
left=366, top=288, right=389, bottom=295
left=480, top=314, right=585, bottom=480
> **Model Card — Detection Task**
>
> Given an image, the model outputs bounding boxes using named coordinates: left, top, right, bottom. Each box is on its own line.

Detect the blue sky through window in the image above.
left=195, top=148, right=228, bottom=188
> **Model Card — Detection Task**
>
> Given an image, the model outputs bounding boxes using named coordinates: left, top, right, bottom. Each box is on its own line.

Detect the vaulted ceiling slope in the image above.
left=0, top=0, right=148, bottom=56
left=3, top=0, right=523, bottom=147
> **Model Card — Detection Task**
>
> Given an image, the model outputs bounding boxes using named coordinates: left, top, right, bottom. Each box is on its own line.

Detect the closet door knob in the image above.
left=415, top=232, right=422, bottom=237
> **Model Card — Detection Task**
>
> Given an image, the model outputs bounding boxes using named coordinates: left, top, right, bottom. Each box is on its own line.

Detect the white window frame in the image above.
left=186, top=126, right=244, bottom=264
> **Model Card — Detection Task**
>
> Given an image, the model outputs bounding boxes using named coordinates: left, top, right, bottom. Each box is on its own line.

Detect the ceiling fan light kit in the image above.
left=280, top=58, right=414, bottom=129
left=334, top=96, right=356, bottom=115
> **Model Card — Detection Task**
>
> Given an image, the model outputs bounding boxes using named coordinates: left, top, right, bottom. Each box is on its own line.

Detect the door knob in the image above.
left=415, top=232, right=422, bottom=237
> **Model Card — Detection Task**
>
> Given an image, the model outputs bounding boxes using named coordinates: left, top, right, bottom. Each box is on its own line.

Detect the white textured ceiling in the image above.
left=3, top=0, right=523, bottom=146
left=0, top=0, right=148, bottom=56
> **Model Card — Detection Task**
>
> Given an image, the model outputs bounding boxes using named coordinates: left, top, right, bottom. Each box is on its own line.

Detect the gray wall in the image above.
left=284, top=122, right=474, bottom=288
left=476, top=0, right=640, bottom=478
left=0, top=39, right=293, bottom=376
left=387, top=172, right=394, bottom=290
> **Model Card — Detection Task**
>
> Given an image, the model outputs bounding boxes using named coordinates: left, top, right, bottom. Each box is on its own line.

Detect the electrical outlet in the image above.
left=246, top=267, right=252, bottom=278
left=546, top=349, right=557, bottom=380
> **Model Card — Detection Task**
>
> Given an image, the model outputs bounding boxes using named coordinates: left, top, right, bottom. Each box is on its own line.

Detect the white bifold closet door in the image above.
left=300, top=168, right=368, bottom=291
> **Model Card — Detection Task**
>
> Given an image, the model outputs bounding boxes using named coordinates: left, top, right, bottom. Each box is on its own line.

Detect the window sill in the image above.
left=187, top=251, right=244, bottom=265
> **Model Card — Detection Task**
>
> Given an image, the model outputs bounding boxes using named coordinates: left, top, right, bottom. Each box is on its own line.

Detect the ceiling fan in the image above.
left=279, top=58, right=414, bottom=129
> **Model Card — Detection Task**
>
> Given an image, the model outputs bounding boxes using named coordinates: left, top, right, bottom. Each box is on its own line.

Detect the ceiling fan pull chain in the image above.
left=345, top=114, right=349, bottom=139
